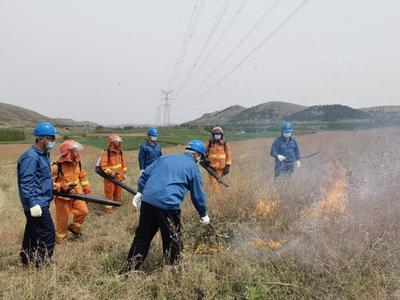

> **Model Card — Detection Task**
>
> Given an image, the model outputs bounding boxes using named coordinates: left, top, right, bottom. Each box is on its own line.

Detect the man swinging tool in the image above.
left=270, top=122, right=301, bottom=178
left=126, top=140, right=210, bottom=271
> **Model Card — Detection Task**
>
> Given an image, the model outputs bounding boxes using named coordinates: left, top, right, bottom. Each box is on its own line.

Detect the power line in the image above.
left=182, top=0, right=312, bottom=107
left=175, top=0, right=233, bottom=98
left=176, top=0, right=282, bottom=102
left=175, top=0, right=249, bottom=99
left=167, top=0, right=205, bottom=90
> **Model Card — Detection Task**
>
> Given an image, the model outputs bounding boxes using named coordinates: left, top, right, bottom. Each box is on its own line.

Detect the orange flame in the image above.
left=301, top=167, right=348, bottom=223
left=252, top=200, right=280, bottom=219
left=251, top=238, right=284, bottom=250
left=318, top=167, right=348, bottom=217
left=194, top=243, right=226, bottom=254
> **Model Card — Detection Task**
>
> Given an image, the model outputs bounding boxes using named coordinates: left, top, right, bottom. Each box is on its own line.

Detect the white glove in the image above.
left=200, top=214, right=210, bottom=225
left=132, top=192, right=142, bottom=209
left=296, top=160, right=301, bottom=168
left=30, top=204, right=42, bottom=217
left=140, top=170, right=144, bottom=175
left=277, top=155, right=286, bottom=162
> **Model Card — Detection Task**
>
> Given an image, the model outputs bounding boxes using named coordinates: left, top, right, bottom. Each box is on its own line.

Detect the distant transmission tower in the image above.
left=154, top=104, right=162, bottom=126
left=161, top=89, right=173, bottom=126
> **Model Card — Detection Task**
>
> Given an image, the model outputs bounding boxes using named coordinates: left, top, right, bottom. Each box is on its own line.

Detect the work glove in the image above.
left=83, top=186, right=91, bottom=195
left=30, top=204, right=42, bottom=217
left=223, top=164, right=230, bottom=175
left=132, top=192, right=142, bottom=210
left=277, top=155, right=286, bottom=162
left=61, top=183, right=74, bottom=193
left=200, top=214, right=210, bottom=225
left=296, top=160, right=301, bottom=168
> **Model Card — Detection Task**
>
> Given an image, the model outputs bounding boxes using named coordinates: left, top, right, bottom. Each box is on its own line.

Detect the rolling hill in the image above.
left=0, top=102, right=98, bottom=128
left=361, top=106, right=400, bottom=123
left=185, top=105, right=246, bottom=125
left=286, top=105, right=372, bottom=122
left=230, top=102, right=306, bottom=124
left=183, top=102, right=400, bottom=126
left=185, top=102, right=306, bottom=125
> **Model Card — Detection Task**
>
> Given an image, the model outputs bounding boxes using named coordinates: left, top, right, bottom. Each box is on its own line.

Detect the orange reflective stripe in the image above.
left=73, top=222, right=82, bottom=228
left=56, top=232, right=67, bottom=239
left=109, top=164, right=122, bottom=170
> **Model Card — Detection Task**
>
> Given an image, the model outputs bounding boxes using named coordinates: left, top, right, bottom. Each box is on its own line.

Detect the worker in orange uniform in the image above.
left=100, top=134, right=127, bottom=213
left=205, top=127, right=232, bottom=193
left=51, top=140, right=90, bottom=243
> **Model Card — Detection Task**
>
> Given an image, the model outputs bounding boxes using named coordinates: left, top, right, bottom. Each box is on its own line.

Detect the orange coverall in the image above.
left=100, top=146, right=127, bottom=213
left=52, top=160, right=90, bottom=242
left=205, top=139, right=232, bottom=193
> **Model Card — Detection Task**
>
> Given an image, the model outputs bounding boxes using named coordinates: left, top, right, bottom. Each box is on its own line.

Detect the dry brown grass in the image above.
left=1, top=128, right=400, bottom=299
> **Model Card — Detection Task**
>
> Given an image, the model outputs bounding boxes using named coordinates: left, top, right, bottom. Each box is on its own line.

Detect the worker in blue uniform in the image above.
left=17, top=121, right=57, bottom=267
left=270, top=122, right=301, bottom=178
left=127, top=140, right=209, bottom=271
left=138, top=127, right=162, bottom=174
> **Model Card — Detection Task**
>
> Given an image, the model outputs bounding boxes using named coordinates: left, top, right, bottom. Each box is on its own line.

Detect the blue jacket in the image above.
left=270, top=136, right=300, bottom=163
left=17, top=146, right=53, bottom=211
left=138, top=141, right=162, bottom=170
left=138, top=153, right=207, bottom=217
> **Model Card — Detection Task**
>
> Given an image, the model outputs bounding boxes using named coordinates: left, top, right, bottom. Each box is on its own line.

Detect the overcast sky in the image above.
left=0, top=0, right=399, bottom=125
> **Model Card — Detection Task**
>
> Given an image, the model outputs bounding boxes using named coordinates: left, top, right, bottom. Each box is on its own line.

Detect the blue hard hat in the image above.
left=147, top=127, right=158, bottom=137
left=281, top=122, right=292, bottom=133
left=185, top=140, right=206, bottom=156
left=34, top=121, right=57, bottom=137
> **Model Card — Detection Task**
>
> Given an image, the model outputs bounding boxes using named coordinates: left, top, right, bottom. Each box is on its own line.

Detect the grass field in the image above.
left=0, top=128, right=399, bottom=299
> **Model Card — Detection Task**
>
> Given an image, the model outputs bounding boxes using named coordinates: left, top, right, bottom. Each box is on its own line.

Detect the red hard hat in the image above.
left=59, top=140, right=83, bottom=156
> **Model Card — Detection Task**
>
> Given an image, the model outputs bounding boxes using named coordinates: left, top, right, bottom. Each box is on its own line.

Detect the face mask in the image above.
left=150, top=136, right=157, bottom=142
left=213, top=134, right=222, bottom=140
left=283, top=132, right=291, bottom=138
left=46, top=141, right=56, bottom=151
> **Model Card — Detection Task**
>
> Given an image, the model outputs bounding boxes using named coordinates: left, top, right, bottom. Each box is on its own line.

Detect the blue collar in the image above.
left=33, top=145, right=47, bottom=155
